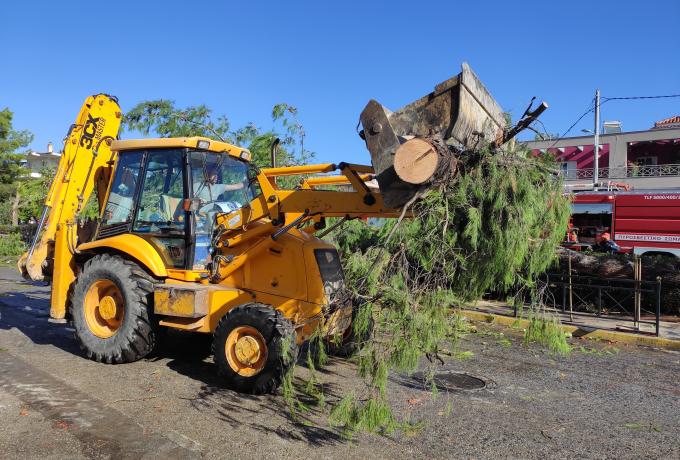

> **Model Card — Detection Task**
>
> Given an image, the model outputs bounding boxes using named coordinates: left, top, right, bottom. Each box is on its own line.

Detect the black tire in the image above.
left=212, top=303, right=298, bottom=395
left=326, top=306, right=374, bottom=358
left=71, top=253, right=158, bottom=364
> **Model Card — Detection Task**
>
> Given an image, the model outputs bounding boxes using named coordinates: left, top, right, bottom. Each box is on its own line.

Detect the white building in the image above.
left=525, top=117, right=680, bottom=191
left=22, top=142, right=61, bottom=178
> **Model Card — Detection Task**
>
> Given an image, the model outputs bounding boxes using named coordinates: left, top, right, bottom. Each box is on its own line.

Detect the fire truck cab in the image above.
left=565, top=190, right=680, bottom=258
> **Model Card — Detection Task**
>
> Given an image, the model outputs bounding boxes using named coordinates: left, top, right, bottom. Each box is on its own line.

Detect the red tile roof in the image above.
left=654, top=116, right=680, bottom=128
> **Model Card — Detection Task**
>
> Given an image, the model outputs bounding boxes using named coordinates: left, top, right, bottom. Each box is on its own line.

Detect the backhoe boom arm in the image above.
left=19, top=94, right=122, bottom=282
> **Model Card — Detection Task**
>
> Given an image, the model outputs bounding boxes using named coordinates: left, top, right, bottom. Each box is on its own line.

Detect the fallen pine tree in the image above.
left=282, top=143, right=572, bottom=435
left=557, top=247, right=634, bottom=278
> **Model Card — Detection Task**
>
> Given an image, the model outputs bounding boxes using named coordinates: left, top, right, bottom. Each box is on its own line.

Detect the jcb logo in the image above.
left=79, top=114, right=102, bottom=149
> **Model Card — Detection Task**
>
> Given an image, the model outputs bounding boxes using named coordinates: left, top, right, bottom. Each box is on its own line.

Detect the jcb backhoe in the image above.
left=18, top=64, right=544, bottom=394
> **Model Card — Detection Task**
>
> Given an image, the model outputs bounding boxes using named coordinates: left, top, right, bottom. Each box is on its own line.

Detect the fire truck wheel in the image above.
left=213, top=303, right=298, bottom=395
left=326, top=306, right=374, bottom=358
left=71, top=253, right=159, bottom=364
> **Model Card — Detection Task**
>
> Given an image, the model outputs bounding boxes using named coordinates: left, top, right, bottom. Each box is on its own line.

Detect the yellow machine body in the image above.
left=92, top=138, right=391, bottom=342
left=19, top=95, right=399, bottom=343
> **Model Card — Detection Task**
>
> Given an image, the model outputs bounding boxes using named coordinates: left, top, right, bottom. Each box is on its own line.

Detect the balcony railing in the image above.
left=560, top=164, right=680, bottom=180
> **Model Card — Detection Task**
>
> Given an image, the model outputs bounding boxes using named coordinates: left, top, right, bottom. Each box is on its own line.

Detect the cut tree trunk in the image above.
left=393, top=137, right=457, bottom=185
left=557, top=248, right=633, bottom=278
left=558, top=247, right=680, bottom=284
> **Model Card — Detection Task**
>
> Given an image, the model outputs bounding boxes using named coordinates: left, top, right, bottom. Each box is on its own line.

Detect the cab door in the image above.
left=131, top=149, right=189, bottom=269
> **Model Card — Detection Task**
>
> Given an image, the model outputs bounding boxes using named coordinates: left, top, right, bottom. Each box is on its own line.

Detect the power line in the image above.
left=548, top=99, right=595, bottom=147
left=547, top=93, right=679, bottom=145
left=602, top=94, right=680, bottom=101
left=538, top=93, right=679, bottom=148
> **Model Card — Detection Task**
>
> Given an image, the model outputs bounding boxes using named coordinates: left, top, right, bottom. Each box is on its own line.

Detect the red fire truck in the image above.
left=565, top=190, right=680, bottom=258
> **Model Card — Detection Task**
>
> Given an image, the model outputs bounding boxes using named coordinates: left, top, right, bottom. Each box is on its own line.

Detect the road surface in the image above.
left=0, top=268, right=678, bottom=459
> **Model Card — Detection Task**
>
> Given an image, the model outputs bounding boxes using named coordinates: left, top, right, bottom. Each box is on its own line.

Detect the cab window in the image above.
left=101, top=151, right=144, bottom=227
left=133, top=150, right=184, bottom=234
left=133, top=149, right=187, bottom=268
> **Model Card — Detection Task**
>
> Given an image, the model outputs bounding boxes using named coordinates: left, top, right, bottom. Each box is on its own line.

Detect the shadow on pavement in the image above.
left=0, top=286, right=83, bottom=356
left=161, top=331, right=346, bottom=447
left=0, top=268, right=348, bottom=447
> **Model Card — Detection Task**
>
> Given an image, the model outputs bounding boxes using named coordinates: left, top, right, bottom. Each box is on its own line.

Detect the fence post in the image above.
left=568, top=254, right=574, bottom=322
left=656, top=277, right=662, bottom=337
left=633, top=254, right=641, bottom=330
left=597, top=287, right=602, bottom=316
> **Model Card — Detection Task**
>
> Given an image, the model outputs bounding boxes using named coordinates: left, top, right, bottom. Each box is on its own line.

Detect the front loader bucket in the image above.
left=360, top=62, right=506, bottom=208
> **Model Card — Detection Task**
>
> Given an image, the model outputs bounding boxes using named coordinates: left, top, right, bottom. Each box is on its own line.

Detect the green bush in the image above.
left=0, top=232, right=26, bottom=258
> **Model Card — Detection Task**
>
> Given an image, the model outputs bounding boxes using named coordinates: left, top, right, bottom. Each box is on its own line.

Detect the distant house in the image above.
left=654, top=116, right=680, bottom=130
left=525, top=117, right=680, bottom=191
left=22, top=142, right=61, bottom=178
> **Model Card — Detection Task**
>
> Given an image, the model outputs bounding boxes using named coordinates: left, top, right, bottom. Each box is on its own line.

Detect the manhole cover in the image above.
left=411, top=371, right=486, bottom=392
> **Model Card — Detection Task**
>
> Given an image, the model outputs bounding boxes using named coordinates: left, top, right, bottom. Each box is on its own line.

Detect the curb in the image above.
left=460, top=309, right=680, bottom=351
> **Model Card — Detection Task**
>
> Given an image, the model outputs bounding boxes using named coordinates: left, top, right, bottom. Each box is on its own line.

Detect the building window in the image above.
left=560, top=161, right=578, bottom=179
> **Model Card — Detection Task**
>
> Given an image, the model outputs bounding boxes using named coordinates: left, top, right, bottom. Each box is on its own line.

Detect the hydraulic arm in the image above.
left=19, top=94, right=121, bottom=317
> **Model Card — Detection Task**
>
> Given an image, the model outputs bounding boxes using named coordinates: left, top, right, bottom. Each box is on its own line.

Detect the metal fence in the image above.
left=544, top=272, right=662, bottom=336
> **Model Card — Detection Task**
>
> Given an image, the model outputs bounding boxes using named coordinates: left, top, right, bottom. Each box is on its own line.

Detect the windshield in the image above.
left=190, top=151, right=258, bottom=233
left=190, top=151, right=258, bottom=270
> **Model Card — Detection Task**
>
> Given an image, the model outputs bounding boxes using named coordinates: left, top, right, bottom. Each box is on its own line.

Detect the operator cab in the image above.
left=97, top=137, right=257, bottom=271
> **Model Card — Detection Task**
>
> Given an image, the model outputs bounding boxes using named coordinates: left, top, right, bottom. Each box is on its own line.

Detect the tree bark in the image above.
left=557, top=247, right=680, bottom=284
left=11, top=189, right=20, bottom=227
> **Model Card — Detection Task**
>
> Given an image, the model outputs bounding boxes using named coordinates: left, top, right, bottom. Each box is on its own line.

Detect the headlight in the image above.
left=197, top=140, right=210, bottom=150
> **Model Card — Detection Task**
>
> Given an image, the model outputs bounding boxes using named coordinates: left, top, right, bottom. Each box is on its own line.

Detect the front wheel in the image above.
left=326, top=305, right=374, bottom=358
left=213, top=303, right=298, bottom=394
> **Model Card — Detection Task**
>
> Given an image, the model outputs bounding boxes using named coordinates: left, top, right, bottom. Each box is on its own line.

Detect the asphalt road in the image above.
left=0, top=268, right=678, bottom=459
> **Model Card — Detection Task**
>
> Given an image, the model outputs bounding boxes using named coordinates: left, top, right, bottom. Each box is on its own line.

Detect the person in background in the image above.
left=594, top=232, right=620, bottom=253
left=567, top=227, right=579, bottom=243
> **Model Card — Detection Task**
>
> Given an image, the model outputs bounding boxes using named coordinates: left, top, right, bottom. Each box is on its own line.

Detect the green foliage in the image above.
left=17, top=167, right=54, bottom=222
left=329, top=393, right=398, bottom=436
left=0, top=108, right=33, bottom=158
left=374, top=148, right=571, bottom=300
left=123, top=100, right=314, bottom=169
left=0, top=107, right=31, bottom=195
left=332, top=219, right=382, bottom=254
left=287, top=143, right=571, bottom=436
left=124, top=100, right=231, bottom=140
left=524, top=313, right=571, bottom=356
left=0, top=232, right=25, bottom=257
left=80, top=193, right=101, bottom=220
left=0, top=108, right=37, bottom=227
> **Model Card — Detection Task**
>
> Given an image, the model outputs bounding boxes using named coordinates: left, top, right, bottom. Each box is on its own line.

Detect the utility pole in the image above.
left=593, top=89, right=601, bottom=190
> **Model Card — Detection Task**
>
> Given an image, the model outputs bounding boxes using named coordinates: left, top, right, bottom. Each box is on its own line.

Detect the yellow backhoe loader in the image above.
left=18, top=64, right=545, bottom=394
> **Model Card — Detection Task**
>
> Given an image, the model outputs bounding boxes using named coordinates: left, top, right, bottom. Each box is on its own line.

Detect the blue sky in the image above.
left=1, top=0, right=678, bottom=164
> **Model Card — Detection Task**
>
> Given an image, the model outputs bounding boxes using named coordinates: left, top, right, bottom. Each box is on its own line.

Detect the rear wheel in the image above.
left=71, top=254, right=158, bottom=363
left=213, top=303, right=297, bottom=394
